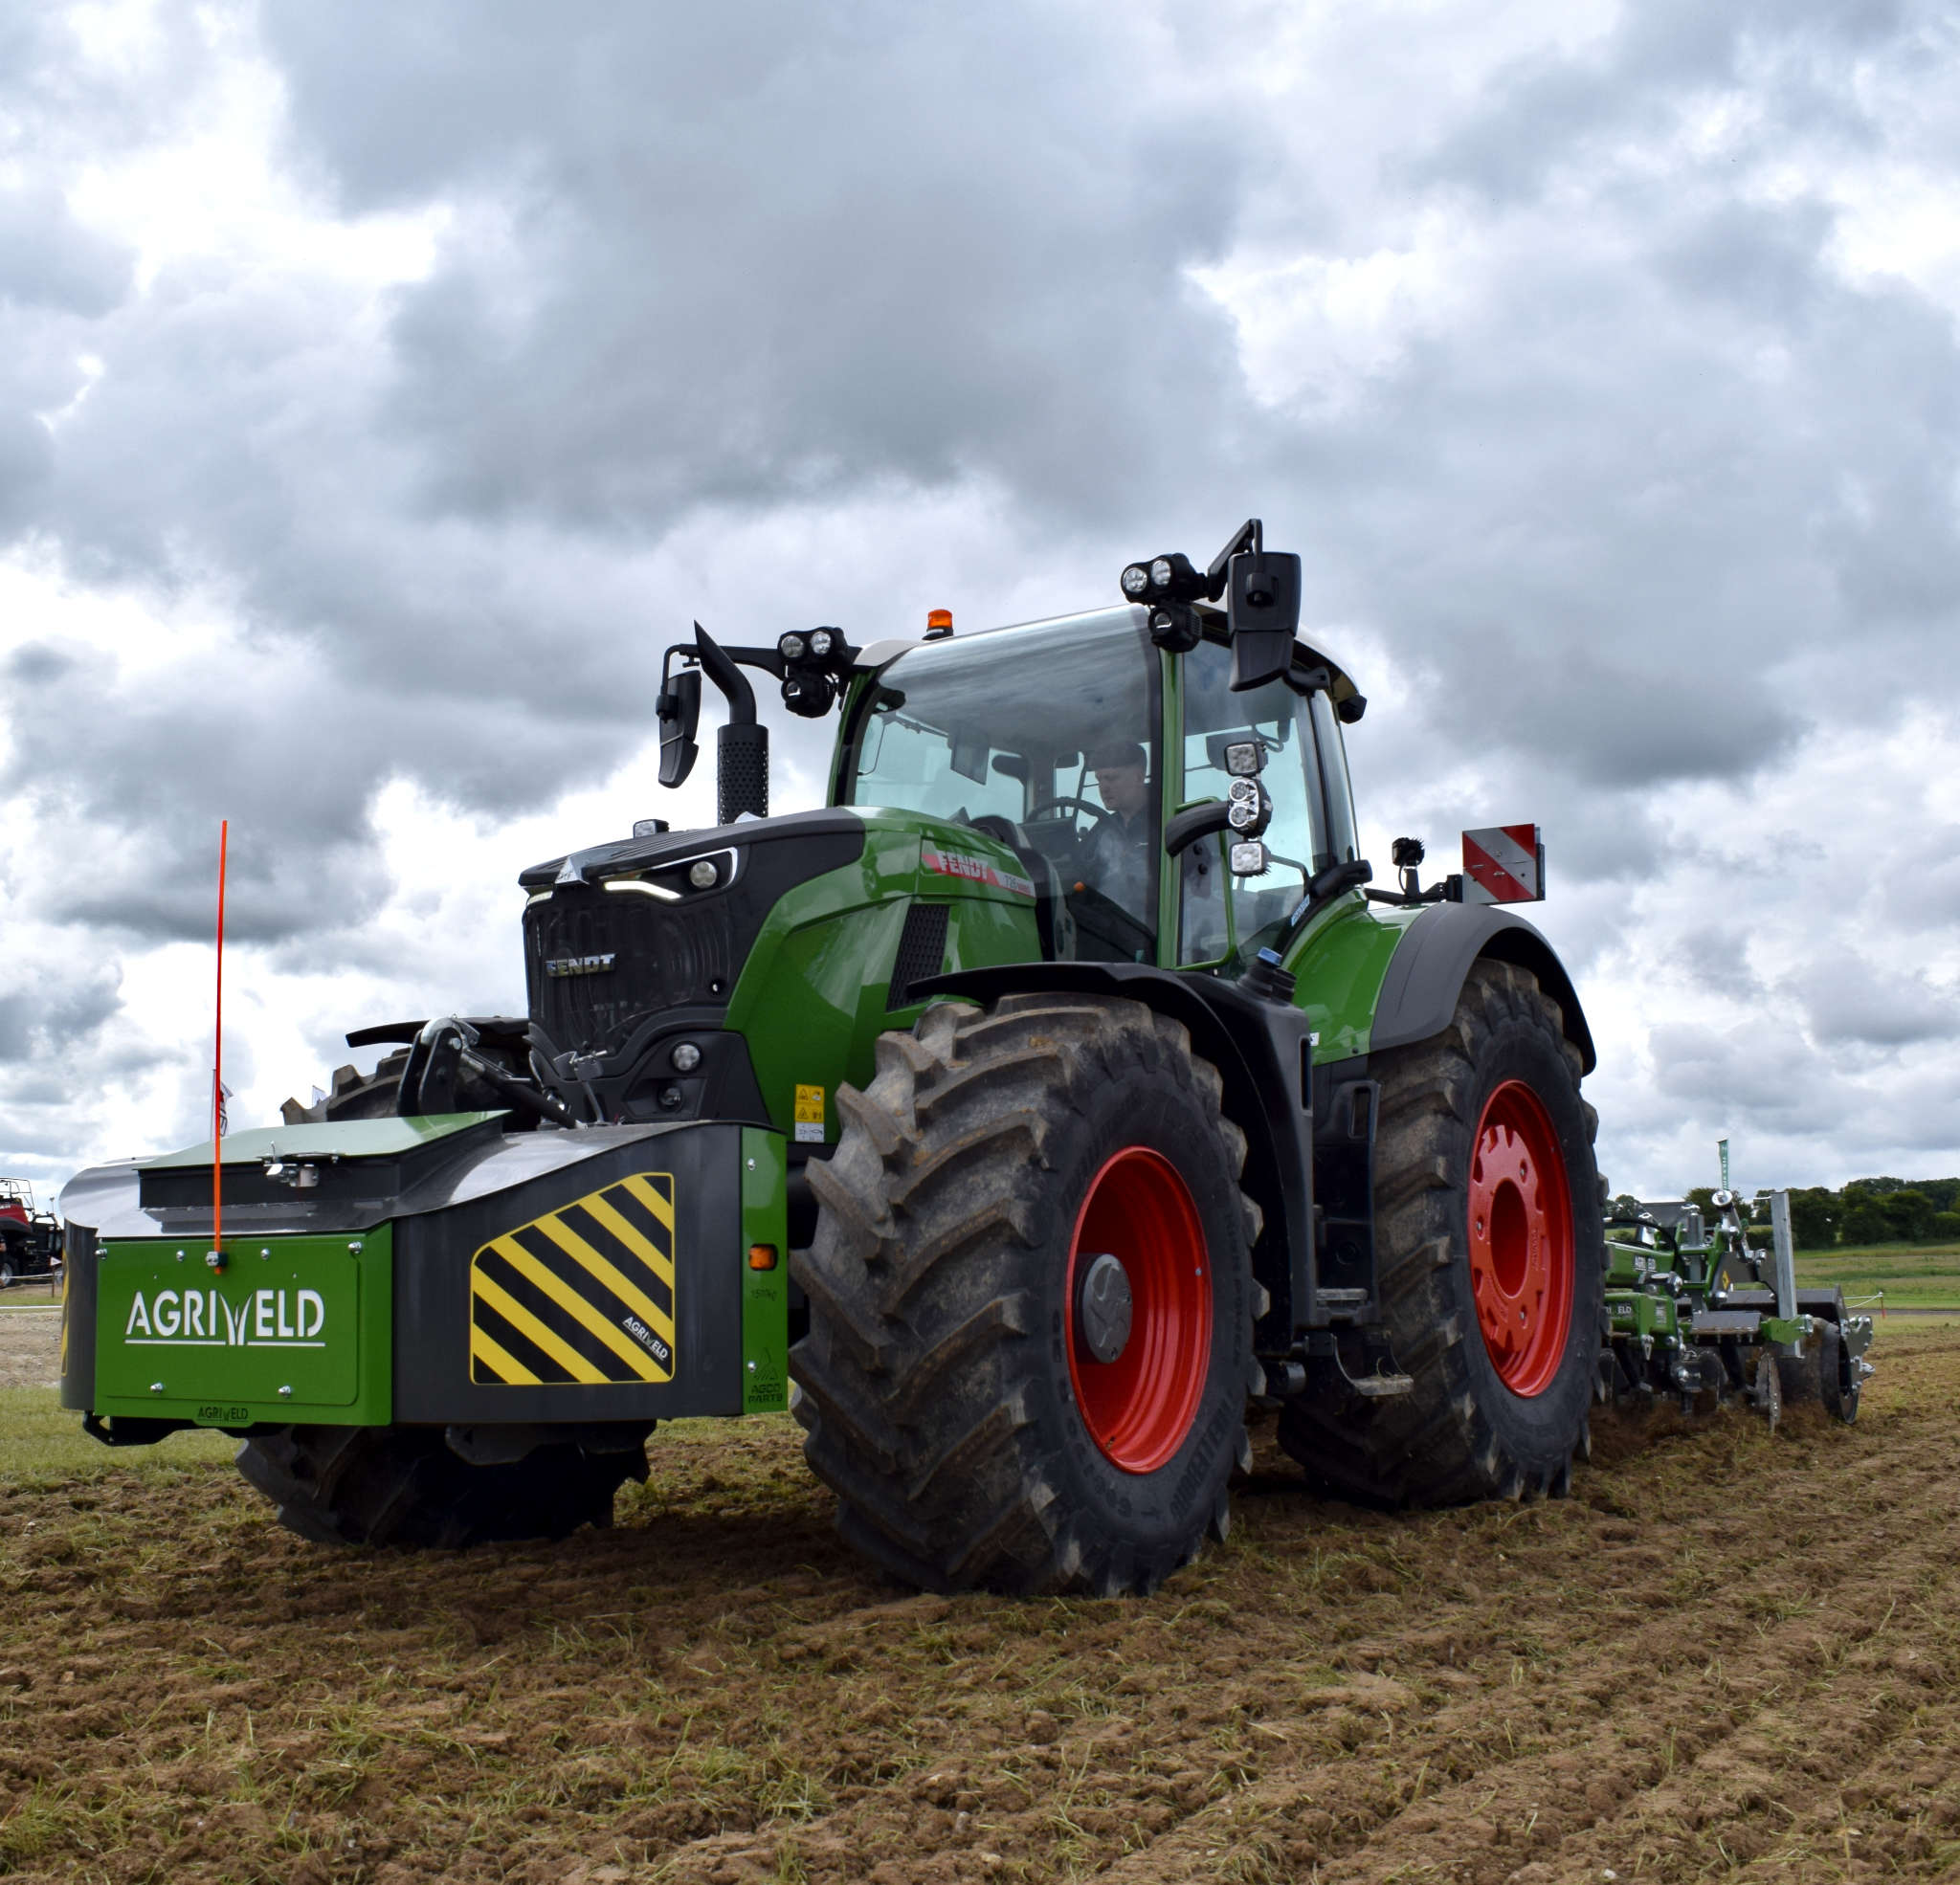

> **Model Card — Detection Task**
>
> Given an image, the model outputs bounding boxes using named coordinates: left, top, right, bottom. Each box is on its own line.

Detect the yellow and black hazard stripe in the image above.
left=469, top=1172, right=677, bottom=1386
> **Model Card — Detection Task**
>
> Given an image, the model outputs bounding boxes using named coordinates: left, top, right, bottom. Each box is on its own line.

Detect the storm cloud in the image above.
left=0, top=0, right=1957, bottom=1188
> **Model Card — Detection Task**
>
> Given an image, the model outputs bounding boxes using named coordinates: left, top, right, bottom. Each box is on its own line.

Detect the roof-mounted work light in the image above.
left=776, top=624, right=852, bottom=718
left=1119, top=551, right=1209, bottom=606
left=781, top=671, right=835, bottom=718
left=1147, top=604, right=1202, bottom=654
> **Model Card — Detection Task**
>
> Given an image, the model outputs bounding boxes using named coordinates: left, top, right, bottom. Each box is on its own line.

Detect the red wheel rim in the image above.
left=1467, top=1080, right=1574, bottom=1397
left=1065, top=1147, right=1212, bottom=1474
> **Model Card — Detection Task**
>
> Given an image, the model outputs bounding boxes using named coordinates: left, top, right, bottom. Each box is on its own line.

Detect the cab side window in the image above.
left=1178, top=636, right=1329, bottom=968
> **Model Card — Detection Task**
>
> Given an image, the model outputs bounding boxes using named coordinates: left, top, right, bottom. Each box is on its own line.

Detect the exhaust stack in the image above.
left=660, top=623, right=768, bottom=823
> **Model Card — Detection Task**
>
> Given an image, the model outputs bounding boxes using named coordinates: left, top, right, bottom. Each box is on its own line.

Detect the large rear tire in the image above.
left=1279, top=960, right=1602, bottom=1504
left=791, top=995, right=1261, bottom=1596
left=234, top=1425, right=647, bottom=1547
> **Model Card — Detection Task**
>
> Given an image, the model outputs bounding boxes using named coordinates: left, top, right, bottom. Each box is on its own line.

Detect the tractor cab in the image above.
left=832, top=604, right=1368, bottom=977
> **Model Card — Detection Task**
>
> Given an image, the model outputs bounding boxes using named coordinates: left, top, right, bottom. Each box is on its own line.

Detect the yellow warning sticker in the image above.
left=793, top=1083, right=826, bottom=1143
left=469, top=1172, right=677, bottom=1386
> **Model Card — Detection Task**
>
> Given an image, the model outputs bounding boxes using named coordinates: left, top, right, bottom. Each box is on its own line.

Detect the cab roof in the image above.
left=852, top=603, right=1365, bottom=718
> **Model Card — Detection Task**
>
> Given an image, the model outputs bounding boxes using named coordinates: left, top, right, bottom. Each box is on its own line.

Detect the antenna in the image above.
left=212, top=821, right=228, bottom=1268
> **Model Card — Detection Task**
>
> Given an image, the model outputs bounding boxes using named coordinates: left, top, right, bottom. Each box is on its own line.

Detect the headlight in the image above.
left=778, top=632, right=807, bottom=663
left=1121, top=563, right=1151, bottom=599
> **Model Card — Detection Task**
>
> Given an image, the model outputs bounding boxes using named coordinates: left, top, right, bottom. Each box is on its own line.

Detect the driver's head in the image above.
left=1088, top=743, right=1149, bottom=819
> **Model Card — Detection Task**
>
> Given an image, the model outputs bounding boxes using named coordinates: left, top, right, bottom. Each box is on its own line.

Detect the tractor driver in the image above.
left=1079, top=742, right=1155, bottom=924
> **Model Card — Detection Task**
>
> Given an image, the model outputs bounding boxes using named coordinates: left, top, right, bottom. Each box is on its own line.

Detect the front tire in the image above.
left=791, top=995, right=1260, bottom=1596
left=234, top=1425, right=647, bottom=1547
left=281, top=1053, right=412, bottom=1125
left=1280, top=960, right=1602, bottom=1504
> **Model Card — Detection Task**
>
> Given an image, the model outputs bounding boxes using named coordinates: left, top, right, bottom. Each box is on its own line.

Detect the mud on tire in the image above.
left=1279, top=960, right=1602, bottom=1506
left=791, top=994, right=1262, bottom=1597
left=235, top=1425, right=648, bottom=1547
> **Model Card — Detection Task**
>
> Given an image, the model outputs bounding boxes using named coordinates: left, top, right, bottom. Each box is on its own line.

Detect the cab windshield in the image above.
left=838, top=609, right=1162, bottom=962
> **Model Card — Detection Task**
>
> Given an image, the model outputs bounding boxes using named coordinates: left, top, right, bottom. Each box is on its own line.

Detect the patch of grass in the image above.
left=1794, top=1245, right=1960, bottom=1312
left=0, top=1386, right=234, bottom=1483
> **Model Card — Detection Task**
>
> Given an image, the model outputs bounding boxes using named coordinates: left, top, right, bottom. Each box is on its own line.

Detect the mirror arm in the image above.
left=1205, top=518, right=1261, bottom=598
left=723, top=644, right=791, bottom=681
left=1238, top=857, right=1373, bottom=1004
left=1165, top=801, right=1231, bottom=856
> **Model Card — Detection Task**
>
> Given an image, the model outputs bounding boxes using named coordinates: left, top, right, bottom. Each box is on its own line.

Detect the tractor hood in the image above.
left=518, top=808, right=867, bottom=1065
left=518, top=807, right=864, bottom=894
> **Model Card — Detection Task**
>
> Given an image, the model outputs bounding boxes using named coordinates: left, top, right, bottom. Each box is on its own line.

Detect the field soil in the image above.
left=0, top=1309, right=58, bottom=1389
left=2, top=1316, right=1957, bottom=1884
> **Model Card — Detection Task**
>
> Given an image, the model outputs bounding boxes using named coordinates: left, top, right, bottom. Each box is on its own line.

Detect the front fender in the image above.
left=917, top=961, right=1315, bottom=1347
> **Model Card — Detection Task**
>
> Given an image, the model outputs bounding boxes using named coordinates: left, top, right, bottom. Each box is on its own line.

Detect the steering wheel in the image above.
left=1024, top=794, right=1111, bottom=836
left=966, top=812, right=1036, bottom=854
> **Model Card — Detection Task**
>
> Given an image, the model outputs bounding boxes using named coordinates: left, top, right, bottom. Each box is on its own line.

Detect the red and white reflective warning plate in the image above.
left=1461, top=824, right=1545, bottom=903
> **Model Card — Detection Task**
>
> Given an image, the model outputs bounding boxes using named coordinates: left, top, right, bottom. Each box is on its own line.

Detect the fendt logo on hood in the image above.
left=122, top=1287, right=325, bottom=1349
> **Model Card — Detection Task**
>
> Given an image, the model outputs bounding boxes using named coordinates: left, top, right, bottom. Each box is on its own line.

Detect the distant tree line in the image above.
left=1661, top=1178, right=1960, bottom=1250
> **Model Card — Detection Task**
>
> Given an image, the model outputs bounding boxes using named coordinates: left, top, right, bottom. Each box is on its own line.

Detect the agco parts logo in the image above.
left=122, top=1286, right=325, bottom=1349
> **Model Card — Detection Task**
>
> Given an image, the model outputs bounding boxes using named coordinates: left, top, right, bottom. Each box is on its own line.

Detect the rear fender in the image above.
left=1369, top=905, right=1595, bottom=1074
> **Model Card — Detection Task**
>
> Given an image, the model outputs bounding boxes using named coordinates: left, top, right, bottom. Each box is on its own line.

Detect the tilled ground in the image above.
left=1, top=1328, right=1956, bottom=1884
left=0, top=1310, right=59, bottom=1389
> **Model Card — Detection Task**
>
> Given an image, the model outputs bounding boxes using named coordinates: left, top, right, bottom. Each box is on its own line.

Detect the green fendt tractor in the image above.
left=60, top=521, right=1610, bottom=1594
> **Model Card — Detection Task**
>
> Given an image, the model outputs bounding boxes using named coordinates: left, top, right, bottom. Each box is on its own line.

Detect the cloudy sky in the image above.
left=3, top=0, right=1957, bottom=1201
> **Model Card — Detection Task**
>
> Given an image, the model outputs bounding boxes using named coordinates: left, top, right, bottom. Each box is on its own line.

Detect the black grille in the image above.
left=525, top=887, right=736, bottom=1055
left=888, top=901, right=949, bottom=1007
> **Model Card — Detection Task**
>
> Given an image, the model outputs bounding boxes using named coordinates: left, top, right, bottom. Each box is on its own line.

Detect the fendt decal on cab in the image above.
left=469, top=1171, right=679, bottom=1386
left=123, top=1286, right=326, bottom=1348
left=920, top=842, right=1036, bottom=898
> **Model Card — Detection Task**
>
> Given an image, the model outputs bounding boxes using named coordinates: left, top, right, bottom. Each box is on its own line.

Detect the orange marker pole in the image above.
left=212, top=820, right=228, bottom=1260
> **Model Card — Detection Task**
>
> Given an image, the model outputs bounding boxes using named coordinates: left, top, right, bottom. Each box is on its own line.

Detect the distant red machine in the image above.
left=0, top=1180, right=62, bottom=1285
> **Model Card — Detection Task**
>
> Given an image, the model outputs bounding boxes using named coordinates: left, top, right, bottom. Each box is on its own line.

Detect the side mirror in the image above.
left=1227, top=549, right=1302, bottom=692
left=657, top=667, right=702, bottom=788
